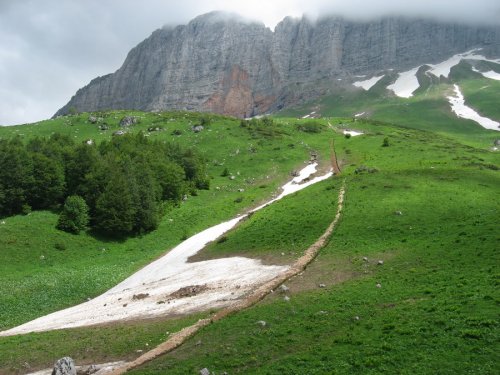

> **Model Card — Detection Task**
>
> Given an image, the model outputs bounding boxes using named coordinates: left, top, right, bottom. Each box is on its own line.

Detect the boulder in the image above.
left=119, top=116, right=138, bottom=127
left=52, top=357, right=76, bottom=375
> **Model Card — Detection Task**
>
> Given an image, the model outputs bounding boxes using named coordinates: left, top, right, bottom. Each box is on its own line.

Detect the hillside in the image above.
left=0, top=111, right=498, bottom=374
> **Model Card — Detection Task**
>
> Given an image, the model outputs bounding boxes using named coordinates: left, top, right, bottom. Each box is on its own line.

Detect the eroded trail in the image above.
left=1, top=163, right=333, bottom=337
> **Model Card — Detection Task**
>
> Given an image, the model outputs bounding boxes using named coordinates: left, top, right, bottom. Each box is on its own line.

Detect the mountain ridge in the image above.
left=55, top=12, right=500, bottom=118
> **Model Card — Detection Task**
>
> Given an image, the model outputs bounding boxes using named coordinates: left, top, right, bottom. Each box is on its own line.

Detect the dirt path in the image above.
left=106, top=181, right=346, bottom=374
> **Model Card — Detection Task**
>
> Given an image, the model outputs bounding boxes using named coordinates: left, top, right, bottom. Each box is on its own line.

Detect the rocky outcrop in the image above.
left=55, top=12, right=500, bottom=118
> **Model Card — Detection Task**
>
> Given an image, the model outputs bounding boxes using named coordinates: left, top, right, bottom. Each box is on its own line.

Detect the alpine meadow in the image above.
left=0, top=5, right=499, bottom=375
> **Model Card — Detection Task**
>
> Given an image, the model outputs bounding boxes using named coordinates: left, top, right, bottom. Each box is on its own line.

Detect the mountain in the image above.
left=55, top=12, right=500, bottom=118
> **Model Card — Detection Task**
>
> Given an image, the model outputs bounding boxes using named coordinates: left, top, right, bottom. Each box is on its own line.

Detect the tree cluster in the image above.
left=0, top=133, right=209, bottom=236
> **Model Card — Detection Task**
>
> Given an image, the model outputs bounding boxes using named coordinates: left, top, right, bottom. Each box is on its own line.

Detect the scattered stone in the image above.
left=112, top=130, right=125, bottom=136
left=119, top=116, right=138, bottom=127
left=52, top=357, right=76, bottom=375
left=378, top=260, right=384, bottom=265
left=88, top=116, right=97, bottom=124
left=376, top=283, right=382, bottom=288
left=229, top=175, right=235, bottom=180
left=98, top=124, right=109, bottom=131
left=192, top=125, right=204, bottom=133
left=319, top=283, right=326, bottom=288
left=281, top=252, right=285, bottom=256
left=40, top=255, right=45, bottom=260
left=354, top=316, right=360, bottom=321
left=394, top=210, right=403, bottom=216
left=279, top=284, right=289, bottom=293
left=182, top=194, right=188, bottom=201
left=83, top=364, right=99, bottom=374
left=1, top=220, right=5, bottom=224
left=291, top=170, right=300, bottom=177
left=494, top=139, right=500, bottom=146
left=284, top=296, right=290, bottom=301
left=256, top=320, right=267, bottom=327
left=362, top=256, right=368, bottom=262
left=237, top=188, right=245, bottom=192
left=200, top=368, right=210, bottom=375
left=132, top=293, right=149, bottom=300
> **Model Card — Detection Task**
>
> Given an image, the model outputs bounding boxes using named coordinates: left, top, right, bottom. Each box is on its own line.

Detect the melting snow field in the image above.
left=0, top=164, right=333, bottom=336
left=448, top=84, right=500, bottom=131
left=352, top=75, right=384, bottom=90
left=387, top=67, right=420, bottom=98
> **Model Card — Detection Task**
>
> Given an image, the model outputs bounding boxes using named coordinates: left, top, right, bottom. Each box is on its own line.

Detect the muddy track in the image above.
left=107, top=181, right=346, bottom=374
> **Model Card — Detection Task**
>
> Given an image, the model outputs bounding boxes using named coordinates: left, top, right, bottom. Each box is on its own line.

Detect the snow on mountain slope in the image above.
left=352, top=75, right=385, bottom=91
left=447, top=84, right=500, bottom=131
left=386, top=49, right=500, bottom=98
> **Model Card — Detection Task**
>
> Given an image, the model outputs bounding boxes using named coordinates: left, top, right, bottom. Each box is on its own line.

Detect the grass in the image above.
left=0, top=110, right=498, bottom=373
left=191, top=179, right=341, bottom=264
left=130, top=123, right=499, bottom=375
left=0, top=313, right=207, bottom=375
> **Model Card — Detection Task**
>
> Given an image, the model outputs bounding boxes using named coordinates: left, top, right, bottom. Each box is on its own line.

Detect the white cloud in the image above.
left=0, top=0, right=499, bottom=125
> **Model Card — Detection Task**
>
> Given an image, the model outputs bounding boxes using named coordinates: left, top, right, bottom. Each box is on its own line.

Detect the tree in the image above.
left=94, top=171, right=136, bottom=236
left=28, top=153, right=66, bottom=209
left=57, top=195, right=89, bottom=234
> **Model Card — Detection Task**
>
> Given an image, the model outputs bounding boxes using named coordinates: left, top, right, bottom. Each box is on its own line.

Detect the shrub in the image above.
left=382, top=137, right=390, bottom=147
left=57, top=195, right=89, bottom=234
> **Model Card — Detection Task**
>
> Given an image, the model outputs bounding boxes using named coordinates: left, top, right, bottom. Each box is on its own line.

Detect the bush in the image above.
left=382, top=137, right=390, bottom=147
left=57, top=195, right=89, bottom=234
left=297, top=122, right=324, bottom=133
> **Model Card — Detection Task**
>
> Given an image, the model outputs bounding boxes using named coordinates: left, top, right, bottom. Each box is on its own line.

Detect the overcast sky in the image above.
left=1, top=0, right=499, bottom=125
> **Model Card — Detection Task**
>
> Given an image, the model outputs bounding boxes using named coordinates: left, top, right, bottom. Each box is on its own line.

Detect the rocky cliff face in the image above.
left=56, top=12, right=500, bottom=117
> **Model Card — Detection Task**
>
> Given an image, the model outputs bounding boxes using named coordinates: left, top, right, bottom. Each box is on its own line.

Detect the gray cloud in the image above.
left=0, top=0, right=499, bottom=125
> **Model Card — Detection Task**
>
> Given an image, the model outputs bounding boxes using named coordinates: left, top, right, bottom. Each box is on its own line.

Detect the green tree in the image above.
left=57, top=195, right=89, bottom=234
left=94, top=171, right=136, bottom=236
left=0, top=139, right=34, bottom=216
left=28, top=153, right=65, bottom=209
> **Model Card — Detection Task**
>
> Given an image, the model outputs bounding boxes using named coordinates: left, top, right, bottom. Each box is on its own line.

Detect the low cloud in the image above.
left=0, top=0, right=499, bottom=125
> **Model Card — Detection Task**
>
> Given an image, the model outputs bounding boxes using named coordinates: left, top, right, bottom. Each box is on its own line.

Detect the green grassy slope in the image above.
left=0, top=113, right=498, bottom=374
left=276, top=63, right=500, bottom=149
left=131, top=123, right=499, bottom=375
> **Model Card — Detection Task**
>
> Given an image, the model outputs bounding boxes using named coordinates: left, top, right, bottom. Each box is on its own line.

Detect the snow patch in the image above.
left=0, top=164, right=333, bottom=336
left=447, top=84, right=500, bottom=131
left=471, top=67, right=500, bottom=81
left=343, top=130, right=364, bottom=137
left=353, top=75, right=384, bottom=91
left=387, top=67, right=421, bottom=98
left=427, top=50, right=500, bottom=79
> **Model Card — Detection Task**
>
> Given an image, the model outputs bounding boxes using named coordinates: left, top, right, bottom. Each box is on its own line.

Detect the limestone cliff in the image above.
left=55, top=12, right=500, bottom=117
